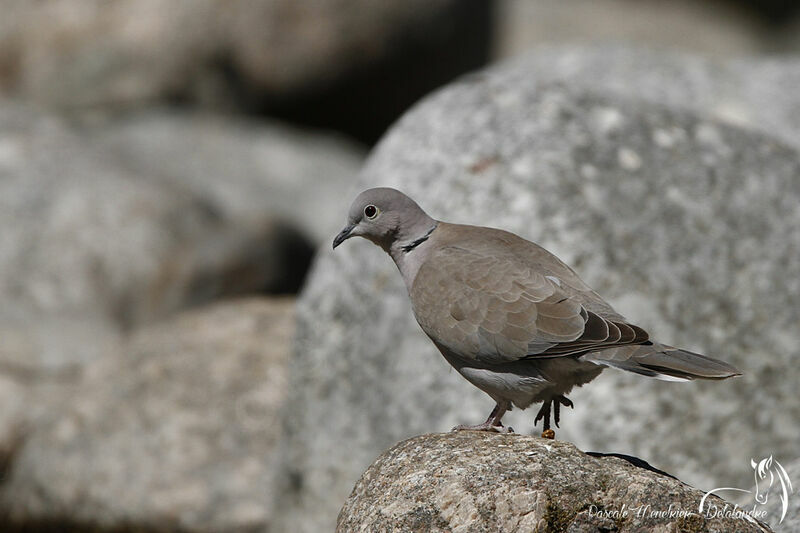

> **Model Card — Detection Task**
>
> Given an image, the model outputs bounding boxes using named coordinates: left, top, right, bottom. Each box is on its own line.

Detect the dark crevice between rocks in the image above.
left=186, top=221, right=316, bottom=300
left=112, top=218, right=314, bottom=332
left=245, top=0, right=495, bottom=145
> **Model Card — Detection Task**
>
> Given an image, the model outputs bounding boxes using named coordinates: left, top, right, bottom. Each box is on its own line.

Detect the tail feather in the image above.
left=582, top=342, right=741, bottom=381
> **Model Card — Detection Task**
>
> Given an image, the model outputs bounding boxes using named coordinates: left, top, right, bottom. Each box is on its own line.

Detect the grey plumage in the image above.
left=333, top=187, right=741, bottom=435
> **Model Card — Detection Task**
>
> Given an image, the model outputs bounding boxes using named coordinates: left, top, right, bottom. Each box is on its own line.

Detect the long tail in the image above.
left=581, top=342, right=741, bottom=381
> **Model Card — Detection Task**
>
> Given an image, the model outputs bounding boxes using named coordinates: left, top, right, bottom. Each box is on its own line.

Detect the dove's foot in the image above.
left=452, top=422, right=515, bottom=433
left=452, top=400, right=513, bottom=433
left=534, top=395, right=574, bottom=435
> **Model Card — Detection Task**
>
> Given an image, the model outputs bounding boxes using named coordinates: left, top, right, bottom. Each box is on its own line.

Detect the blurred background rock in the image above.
left=0, top=1, right=798, bottom=532
left=0, top=0, right=492, bottom=144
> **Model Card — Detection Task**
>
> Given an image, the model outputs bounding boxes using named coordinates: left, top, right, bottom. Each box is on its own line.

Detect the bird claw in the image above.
left=541, top=429, right=555, bottom=439
left=535, top=395, right=573, bottom=432
left=534, top=401, right=551, bottom=428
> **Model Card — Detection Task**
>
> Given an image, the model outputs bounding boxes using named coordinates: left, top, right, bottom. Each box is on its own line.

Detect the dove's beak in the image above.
left=332, top=224, right=355, bottom=249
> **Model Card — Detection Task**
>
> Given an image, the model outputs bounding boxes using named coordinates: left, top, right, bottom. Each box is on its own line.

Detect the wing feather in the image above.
left=410, top=244, right=643, bottom=364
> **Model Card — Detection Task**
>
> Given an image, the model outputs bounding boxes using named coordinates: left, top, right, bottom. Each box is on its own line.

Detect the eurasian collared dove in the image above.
left=333, top=187, right=741, bottom=437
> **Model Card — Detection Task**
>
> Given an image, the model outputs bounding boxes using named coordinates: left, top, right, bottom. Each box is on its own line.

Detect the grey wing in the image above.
left=410, top=245, right=644, bottom=364
left=505, top=235, right=740, bottom=379
left=508, top=236, right=628, bottom=323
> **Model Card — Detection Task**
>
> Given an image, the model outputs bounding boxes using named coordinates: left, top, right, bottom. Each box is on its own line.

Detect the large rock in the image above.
left=275, top=50, right=800, bottom=532
left=0, top=0, right=491, bottom=143
left=338, top=433, right=773, bottom=532
left=0, top=298, right=293, bottom=532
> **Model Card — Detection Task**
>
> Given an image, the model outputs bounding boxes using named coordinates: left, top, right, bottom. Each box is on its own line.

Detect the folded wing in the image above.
left=411, top=243, right=646, bottom=363
left=410, top=233, right=740, bottom=380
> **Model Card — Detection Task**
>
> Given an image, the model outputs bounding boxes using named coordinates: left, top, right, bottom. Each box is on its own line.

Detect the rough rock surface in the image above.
left=0, top=298, right=293, bottom=533
left=338, top=433, right=772, bottom=533
left=275, top=50, right=800, bottom=532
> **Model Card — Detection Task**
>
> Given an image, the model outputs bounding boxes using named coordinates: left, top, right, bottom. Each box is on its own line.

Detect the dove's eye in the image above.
left=364, top=205, right=378, bottom=219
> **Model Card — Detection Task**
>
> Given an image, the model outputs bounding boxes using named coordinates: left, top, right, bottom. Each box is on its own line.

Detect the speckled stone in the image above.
left=338, top=433, right=772, bottom=533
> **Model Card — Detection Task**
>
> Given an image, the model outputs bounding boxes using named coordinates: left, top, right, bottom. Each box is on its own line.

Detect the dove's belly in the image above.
left=458, top=366, right=550, bottom=408
left=439, top=346, right=604, bottom=409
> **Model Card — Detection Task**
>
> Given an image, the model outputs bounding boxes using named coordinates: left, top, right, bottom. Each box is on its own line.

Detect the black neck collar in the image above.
left=401, top=223, right=437, bottom=253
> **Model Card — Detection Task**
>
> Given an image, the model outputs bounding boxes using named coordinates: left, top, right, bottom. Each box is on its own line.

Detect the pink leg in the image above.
left=452, top=400, right=514, bottom=433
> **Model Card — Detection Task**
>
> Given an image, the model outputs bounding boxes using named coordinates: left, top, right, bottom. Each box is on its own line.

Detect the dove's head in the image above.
left=332, top=187, right=436, bottom=252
